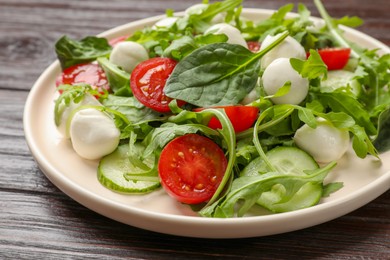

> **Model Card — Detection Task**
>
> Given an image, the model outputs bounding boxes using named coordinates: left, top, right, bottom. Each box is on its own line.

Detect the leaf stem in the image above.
left=313, top=0, right=358, bottom=58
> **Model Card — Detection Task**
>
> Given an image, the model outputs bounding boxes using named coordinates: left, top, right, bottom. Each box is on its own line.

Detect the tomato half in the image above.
left=311, top=48, right=351, bottom=70
left=247, top=41, right=261, bottom=53
left=158, top=134, right=227, bottom=204
left=195, top=105, right=260, bottom=133
left=108, top=35, right=128, bottom=46
left=56, top=62, right=109, bottom=92
left=130, top=57, right=185, bottom=113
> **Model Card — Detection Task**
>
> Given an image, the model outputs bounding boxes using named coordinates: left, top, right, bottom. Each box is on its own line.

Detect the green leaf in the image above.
left=97, top=57, right=130, bottom=94
left=317, top=92, right=377, bottom=135
left=200, top=162, right=337, bottom=217
left=290, top=50, right=328, bottom=80
left=102, top=95, right=164, bottom=125
left=165, top=32, right=289, bottom=107
left=334, top=16, right=363, bottom=28
left=165, top=43, right=260, bottom=106
left=373, top=107, right=390, bottom=153
left=55, top=35, right=112, bottom=69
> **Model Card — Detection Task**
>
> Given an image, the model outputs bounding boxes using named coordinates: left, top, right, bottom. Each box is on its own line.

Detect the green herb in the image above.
left=55, top=36, right=112, bottom=69
left=165, top=31, right=289, bottom=107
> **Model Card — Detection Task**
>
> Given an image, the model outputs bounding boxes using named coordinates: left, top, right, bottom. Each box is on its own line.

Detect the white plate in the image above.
left=24, top=9, right=390, bottom=238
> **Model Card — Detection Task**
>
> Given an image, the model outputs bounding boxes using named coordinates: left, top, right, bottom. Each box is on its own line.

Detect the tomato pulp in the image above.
left=130, top=57, right=185, bottom=113
left=158, top=134, right=227, bottom=204
left=56, top=62, right=109, bottom=93
left=247, top=41, right=261, bottom=52
left=195, top=105, right=260, bottom=133
left=309, top=48, right=351, bottom=70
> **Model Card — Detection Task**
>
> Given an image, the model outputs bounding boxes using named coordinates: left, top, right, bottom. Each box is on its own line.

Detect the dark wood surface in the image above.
left=1, top=0, right=389, bottom=259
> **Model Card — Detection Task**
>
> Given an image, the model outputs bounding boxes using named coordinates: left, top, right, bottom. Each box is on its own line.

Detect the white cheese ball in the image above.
left=185, top=3, right=224, bottom=24
left=294, top=119, right=350, bottom=163
left=109, top=41, right=149, bottom=73
left=70, top=108, right=120, bottom=160
left=153, top=17, right=179, bottom=29
left=56, top=93, right=102, bottom=139
left=260, top=34, right=306, bottom=69
left=205, top=23, right=248, bottom=48
left=262, top=58, right=309, bottom=105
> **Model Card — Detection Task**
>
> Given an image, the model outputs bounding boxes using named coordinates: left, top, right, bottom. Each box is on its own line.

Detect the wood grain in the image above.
left=0, top=0, right=389, bottom=259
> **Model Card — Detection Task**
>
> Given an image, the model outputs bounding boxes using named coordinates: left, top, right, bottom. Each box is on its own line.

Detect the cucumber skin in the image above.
left=97, top=145, right=160, bottom=194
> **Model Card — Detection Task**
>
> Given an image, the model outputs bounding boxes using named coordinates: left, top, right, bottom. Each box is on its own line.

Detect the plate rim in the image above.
left=23, top=8, right=390, bottom=238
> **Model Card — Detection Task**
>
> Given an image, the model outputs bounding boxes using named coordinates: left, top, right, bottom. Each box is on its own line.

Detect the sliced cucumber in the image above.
left=240, top=146, right=323, bottom=213
left=266, top=146, right=319, bottom=175
left=321, top=70, right=361, bottom=97
left=240, top=146, right=318, bottom=177
left=98, top=144, right=160, bottom=193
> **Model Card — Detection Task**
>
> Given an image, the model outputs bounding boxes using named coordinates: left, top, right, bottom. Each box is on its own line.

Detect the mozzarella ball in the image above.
left=185, top=3, right=224, bottom=24
left=56, top=93, right=102, bottom=139
left=70, top=108, right=120, bottom=160
left=294, top=119, right=350, bottom=163
left=262, top=58, right=309, bottom=105
left=260, top=34, right=306, bottom=69
left=205, top=23, right=248, bottom=48
left=109, top=41, right=149, bottom=73
left=153, top=17, right=178, bottom=29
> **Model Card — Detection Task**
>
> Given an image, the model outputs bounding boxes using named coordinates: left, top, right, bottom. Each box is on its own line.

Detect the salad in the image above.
left=53, top=0, right=390, bottom=218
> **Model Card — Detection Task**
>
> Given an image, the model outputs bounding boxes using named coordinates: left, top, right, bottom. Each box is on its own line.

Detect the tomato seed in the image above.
left=195, top=183, right=204, bottom=190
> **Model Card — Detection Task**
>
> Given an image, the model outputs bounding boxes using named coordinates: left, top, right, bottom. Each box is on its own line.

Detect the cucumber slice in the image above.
left=321, top=70, right=361, bottom=97
left=98, top=144, right=160, bottom=193
left=240, top=146, right=323, bottom=212
left=266, top=146, right=319, bottom=175
left=240, top=146, right=318, bottom=177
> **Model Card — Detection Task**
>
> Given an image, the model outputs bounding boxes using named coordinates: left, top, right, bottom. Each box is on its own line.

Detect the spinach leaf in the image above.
left=55, top=35, right=112, bottom=69
left=97, top=57, right=130, bottom=94
left=165, top=32, right=289, bottom=107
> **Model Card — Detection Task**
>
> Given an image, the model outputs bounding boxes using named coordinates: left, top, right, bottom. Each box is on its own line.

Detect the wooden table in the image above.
left=1, top=0, right=389, bottom=258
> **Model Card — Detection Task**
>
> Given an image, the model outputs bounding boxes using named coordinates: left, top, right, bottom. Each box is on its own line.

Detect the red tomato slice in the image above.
left=309, top=48, right=351, bottom=70
left=56, top=62, right=110, bottom=93
left=130, top=57, right=185, bottom=113
left=247, top=41, right=261, bottom=52
left=194, top=105, right=260, bottom=133
left=158, top=134, right=227, bottom=204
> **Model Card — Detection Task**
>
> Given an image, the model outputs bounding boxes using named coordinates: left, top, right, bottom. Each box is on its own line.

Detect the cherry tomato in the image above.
left=158, top=134, right=227, bottom=204
left=130, top=57, right=185, bottom=113
left=56, top=62, right=109, bottom=92
left=247, top=41, right=261, bottom=52
left=108, top=35, right=128, bottom=46
left=309, top=48, right=351, bottom=70
left=195, top=105, right=260, bottom=133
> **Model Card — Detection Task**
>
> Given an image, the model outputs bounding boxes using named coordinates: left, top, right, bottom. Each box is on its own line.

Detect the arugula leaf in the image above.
left=54, top=84, right=102, bottom=126
left=102, top=95, right=164, bottom=130
left=316, top=92, right=377, bottom=135
left=55, top=36, right=112, bottom=69
left=165, top=32, right=289, bottom=107
left=372, top=107, right=390, bottom=153
left=290, top=50, right=328, bottom=80
left=200, top=162, right=337, bottom=217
